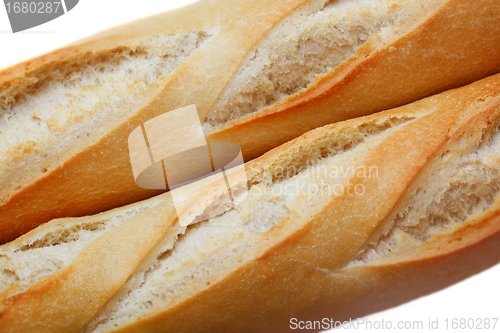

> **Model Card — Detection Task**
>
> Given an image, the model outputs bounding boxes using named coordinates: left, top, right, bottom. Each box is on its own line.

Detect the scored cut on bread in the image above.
left=1, top=0, right=500, bottom=243
left=1, top=73, right=500, bottom=332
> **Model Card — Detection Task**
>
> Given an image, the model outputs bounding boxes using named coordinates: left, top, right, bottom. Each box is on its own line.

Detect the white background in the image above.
left=1, top=1, right=499, bottom=332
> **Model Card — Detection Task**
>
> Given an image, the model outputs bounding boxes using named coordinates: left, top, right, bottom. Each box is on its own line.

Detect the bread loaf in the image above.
left=1, top=73, right=500, bottom=332
left=1, top=0, right=500, bottom=243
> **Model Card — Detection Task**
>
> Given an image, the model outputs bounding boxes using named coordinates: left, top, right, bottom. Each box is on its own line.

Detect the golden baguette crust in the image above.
left=103, top=74, right=500, bottom=333
left=2, top=74, right=500, bottom=332
left=1, top=0, right=500, bottom=242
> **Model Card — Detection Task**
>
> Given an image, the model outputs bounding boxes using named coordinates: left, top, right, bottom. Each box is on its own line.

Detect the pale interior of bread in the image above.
left=84, top=114, right=419, bottom=332
left=0, top=32, right=210, bottom=202
left=203, top=0, right=441, bottom=128
left=0, top=196, right=163, bottom=295
left=349, top=119, right=500, bottom=265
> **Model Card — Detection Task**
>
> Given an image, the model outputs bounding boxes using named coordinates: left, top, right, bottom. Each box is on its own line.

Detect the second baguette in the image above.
left=1, top=73, right=500, bottom=332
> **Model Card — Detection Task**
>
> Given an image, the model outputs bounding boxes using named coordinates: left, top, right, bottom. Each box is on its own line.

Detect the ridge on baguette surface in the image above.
left=0, top=196, right=164, bottom=298
left=350, top=119, right=500, bottom=265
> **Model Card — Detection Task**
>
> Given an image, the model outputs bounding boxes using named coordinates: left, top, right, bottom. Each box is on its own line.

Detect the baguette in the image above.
left=2, top=0, right=500, bottom=243
left=2, top=73, right=500, bottom=332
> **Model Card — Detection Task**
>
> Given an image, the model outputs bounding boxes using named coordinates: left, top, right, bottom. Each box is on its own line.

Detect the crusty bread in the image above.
left=1, top=73, right=500, bottom=332
left=1, top=0, right=500, bottom=243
